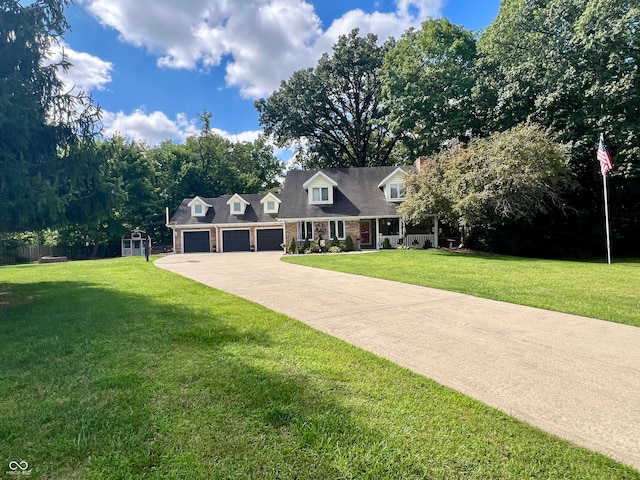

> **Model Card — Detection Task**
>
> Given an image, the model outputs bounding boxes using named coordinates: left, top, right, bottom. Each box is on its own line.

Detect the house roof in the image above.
left=226, top=193, right=250, bottom=206
left=170, top=193, right=282, bottom=226
left=278, top=166, right=415, bottom=220
left=377, top=167, right=407, bottom=188
left=187, top=196, right=212, bottom=208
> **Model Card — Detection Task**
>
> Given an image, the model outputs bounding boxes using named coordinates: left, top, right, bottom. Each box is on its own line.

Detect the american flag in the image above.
left=597, top=134, right=614, bottom=176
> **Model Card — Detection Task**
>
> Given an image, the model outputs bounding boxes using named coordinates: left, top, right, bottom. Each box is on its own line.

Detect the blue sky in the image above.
left=56, top=0, right=500, bottom=149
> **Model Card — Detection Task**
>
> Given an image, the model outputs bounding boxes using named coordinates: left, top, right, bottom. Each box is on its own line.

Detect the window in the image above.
left=329, top=220, right=345, bottom=239
left=299, top=221, right=313, bottom=240
left=267, top=201, right=275, bottom=211
left=312, top=187, right=329, bottom=203
left=389, top=183, right=405, bottom=200
left=194, top=204, right=203, bottom=215
left=233, top=202, right=242, bottom=213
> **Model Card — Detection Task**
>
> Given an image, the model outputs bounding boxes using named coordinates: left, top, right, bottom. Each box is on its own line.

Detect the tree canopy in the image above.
left=381, top=19, right=479, bottom=162
left=0, top=0, right=103, bottom=232
left=256, top=30, right=397, bottom=168
left=400, top=124, right=577, bottom=243
left=477, top=0, right=640, bottom=254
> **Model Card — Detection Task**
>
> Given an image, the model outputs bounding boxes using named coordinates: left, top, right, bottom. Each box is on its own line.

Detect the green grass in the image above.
left=1, top=258, right=638, bottom=478
left=283, top=250, right=640, bottom=328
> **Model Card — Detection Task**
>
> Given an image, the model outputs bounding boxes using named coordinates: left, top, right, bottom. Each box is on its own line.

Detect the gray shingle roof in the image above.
left=170, top=193, right=281, bottom=226
left=277, top=166, right=414, bottom=219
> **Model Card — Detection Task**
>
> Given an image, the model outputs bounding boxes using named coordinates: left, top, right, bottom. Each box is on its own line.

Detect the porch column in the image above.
left=434, top=216, right=439, bottom=248
left=376, top=218, right=381, bottom=250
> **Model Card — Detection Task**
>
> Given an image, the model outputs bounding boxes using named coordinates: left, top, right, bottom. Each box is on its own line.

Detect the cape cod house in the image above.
left=168, top=160, right=439, bottom=253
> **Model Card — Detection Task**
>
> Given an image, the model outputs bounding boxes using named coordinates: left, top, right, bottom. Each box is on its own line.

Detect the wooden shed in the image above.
left=121, top=229, right=151, bottom=257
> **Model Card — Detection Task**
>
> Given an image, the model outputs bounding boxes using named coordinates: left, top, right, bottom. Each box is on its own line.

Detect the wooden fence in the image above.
left=0, top=244, right=120, bottom=265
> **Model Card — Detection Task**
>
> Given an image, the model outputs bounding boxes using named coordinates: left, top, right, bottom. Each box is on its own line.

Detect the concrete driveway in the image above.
left=156, top=251, right=640, bottom=470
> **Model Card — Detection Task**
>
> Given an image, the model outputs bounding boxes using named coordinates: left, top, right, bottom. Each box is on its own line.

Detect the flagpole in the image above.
left=602, top=171, right=612, bottom=265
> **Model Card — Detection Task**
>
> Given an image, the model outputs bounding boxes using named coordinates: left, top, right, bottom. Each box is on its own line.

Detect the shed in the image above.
left=121, top=229, right=151, bottom=257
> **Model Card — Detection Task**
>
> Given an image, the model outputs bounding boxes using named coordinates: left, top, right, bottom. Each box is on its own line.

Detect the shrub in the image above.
left=423, top=239, right=432, bottom=249
left=303, top=237, right=311, bottom=250
left=382, top=238, right=391, bottom=249
left=297, top=246, right=306, bottom=254
left=344, top=235, right=354, bottom=252
left=410, top=243, right=422, bottom=250
left=289, top=238, right=297, bottom=254
left=331, top=236, right=340, bottom=247
left=329, top=246, right=342, bottom=253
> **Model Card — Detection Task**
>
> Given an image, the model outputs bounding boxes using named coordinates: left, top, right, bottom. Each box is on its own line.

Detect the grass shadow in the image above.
left=0, top=275, right=413, bottom=478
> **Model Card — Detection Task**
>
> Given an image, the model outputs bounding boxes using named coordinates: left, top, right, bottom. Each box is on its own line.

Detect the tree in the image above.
left=0, top=0, right=102, bottom=232
left=256, top=29, right=397, bottom=168
left=477, top=0, right=640, bottom=254
left=381, top=19, right=479, bottom=162
left=151, top=111, right=283, bottom=209
left=400, top=124, right=577, bottom=250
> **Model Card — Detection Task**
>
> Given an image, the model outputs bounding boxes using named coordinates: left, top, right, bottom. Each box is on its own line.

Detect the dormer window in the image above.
left=312, top=187, right=329, bottom=203
left=226, top=193, right=249, bottom=215
left=187, top=196, right=212, bottom=217
left=389, top=183, right=405, bottom=200
left=303, top=172, right=337, bottom=205
left=378, top=168, right=408, bottom=203
left=260, top=192, right=281, bottom=214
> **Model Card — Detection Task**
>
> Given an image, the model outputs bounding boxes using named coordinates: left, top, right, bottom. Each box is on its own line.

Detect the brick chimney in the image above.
left=414, top=156, right=429, bottom=173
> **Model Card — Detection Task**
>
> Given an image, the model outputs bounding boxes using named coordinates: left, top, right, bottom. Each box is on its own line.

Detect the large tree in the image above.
left=400, top=124, right=577, bottom=251
left=477, top=0, right=640, bottom=254
left=0, top=0, right=103, bottom=232
left=381, top=19, right=479, bottom=162
left=256, top=29, right=397, bottom=168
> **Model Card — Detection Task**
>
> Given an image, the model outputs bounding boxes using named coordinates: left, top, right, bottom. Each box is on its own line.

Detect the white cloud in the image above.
left=79, top=0, right=443, bottom=99
left=47, top=42, right=113, bottom=93
left=100, top=108, right=264, bottom=146
left=101, top=109, right=199, bottom=145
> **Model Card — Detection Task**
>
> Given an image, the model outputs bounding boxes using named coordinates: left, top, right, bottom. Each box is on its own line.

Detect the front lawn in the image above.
left=283, top=250, right=640, bottom=328
left=1, top=258, right=638, bottom=478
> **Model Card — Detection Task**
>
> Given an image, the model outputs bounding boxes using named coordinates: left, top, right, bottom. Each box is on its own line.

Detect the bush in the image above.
left=288, top=238, right=297, bottom=254
left=331, top=236, right=340, bottom=247
left=423, top=239, right=432, bottom=249
left=303, top=238, right=311, bottom=250
left=329, top=246, right=342, bottom=253
left=382, top=238, right=391, bottom=249
left=344, top=235, right=354, bottom=252
left=297, top=246, right=306, bottom=254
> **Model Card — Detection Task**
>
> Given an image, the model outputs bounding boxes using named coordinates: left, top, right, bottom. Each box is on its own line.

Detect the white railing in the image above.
left=378, top=234, right=437, bottom=249
left=378, top=234, right=400, bottom=248
left=406, top=234, right=437, bottom=248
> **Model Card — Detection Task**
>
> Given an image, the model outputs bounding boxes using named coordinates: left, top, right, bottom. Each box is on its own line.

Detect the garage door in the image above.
left=183, top=231, right=210, bottom=253
left=222, top=230, right=250, bottom=252
left=257, top=229, right=283, bottom=251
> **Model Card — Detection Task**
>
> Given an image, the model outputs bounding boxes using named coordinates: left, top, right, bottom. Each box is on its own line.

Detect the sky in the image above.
left=55, top=0, right=501, bottom=152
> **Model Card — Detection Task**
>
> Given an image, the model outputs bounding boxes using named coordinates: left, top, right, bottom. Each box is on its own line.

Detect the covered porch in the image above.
left=370, top=216, right=439, bottom=250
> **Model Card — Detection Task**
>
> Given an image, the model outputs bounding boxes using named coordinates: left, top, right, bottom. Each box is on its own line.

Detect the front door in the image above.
left=132, top=240, right=142, bottom=256
left=360, top=221, right=371, bottom=245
